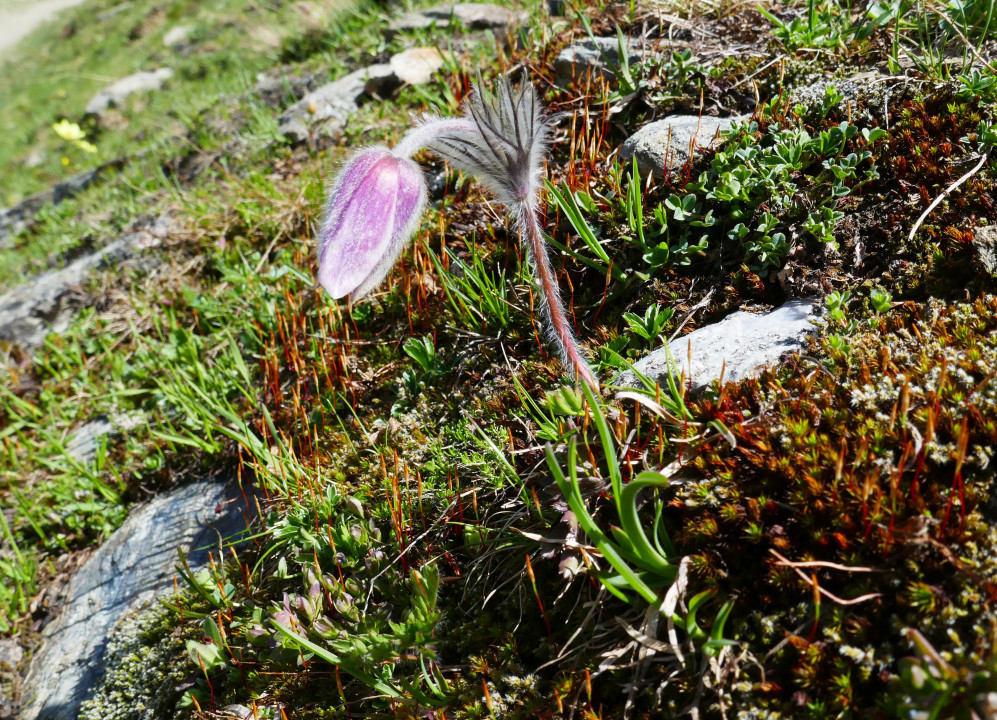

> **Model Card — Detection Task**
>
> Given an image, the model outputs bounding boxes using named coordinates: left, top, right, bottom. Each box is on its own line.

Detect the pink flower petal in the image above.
left=317, top=148, right=426, bottom=300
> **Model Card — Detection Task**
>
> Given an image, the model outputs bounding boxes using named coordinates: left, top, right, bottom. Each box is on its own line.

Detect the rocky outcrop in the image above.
left=554, top=36, right=647, bottom=87
left=617, top=299, right=819, bottom=392
left=85, top=68, right=174, bottom=115
left=0, top=215, right=172, bottom=349
left=0, top=161, right=125, bottom=250
left=255, top=69, right=323, bottom=108
left=619, top=114, right=742, bottom=177
left=278, top=48, right=446, bottom=142
left=65, top=412, right=145, bottom=463
left=974, top=225, right=997, bottom=277
left=161, top=25, right=192, bottom=48
left=20, top=479, right=254, bottom=720
left=278, top=65, right=389, bottom=143
left=387, top=3, right=528, bottom=36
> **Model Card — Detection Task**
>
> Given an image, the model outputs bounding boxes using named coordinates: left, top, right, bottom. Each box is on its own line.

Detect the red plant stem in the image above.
left=518, top=196, right=598, bottom=389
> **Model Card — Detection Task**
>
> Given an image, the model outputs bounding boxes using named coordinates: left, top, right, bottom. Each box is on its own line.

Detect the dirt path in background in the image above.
left=0, top=0, right=87, bottom=59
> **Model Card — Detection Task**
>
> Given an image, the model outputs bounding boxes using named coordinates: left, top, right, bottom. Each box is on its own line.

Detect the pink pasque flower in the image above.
left=317, top=147, right=426, bottom=300
left=317, top=74, right=596, bottom=387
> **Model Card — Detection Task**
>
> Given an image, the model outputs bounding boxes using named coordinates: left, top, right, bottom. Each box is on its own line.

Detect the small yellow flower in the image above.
left=61, top=157, right=70, bottom=165
left=53, top=119, right=86, bottom=142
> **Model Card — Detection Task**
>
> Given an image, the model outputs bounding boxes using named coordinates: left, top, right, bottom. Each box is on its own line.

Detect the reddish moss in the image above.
left=672, top=296, right=997, bottom=713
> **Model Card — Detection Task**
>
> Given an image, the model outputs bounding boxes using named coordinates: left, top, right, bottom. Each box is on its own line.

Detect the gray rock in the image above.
left=0, top=215, right=171, bottom=349
left=20, top=478, right=254, bottom=720
left=97, top=2, right=130, bottom=21
left=426, top=2, right=528, bottom=28
left=65, top=412, right=144, bottom=462
left=619, top=114, right=741, bottom=177
left=790, top=71, right=892, bottom=124
left=0, top=640, right=22, bottom=673
left=76, top=604, right=187, bottom=720
left=255, top=70, right=322, bottom=108
left=162, top=25, right=192, bottom=47
left=389, top=47, right=444, bottom=86
left=617, top=299, right=818, bottom=392
left=0, top=241, right=131, bottom=347
left=51, top=166, right=102, bottom=204
left=278, top=65, right=389, bottom=143
left=0, top=197, right=46, bottom=251
left=64, top=417, right=114, bottom=461
left=0, top=157, right=129, bottom=250
left=0, top=168, right=101, bottom=250
left=22, top=146, right=45, bottom=169
left=220, top=706, right=254, bottom=720
left=387, top=11, right=440, bottom=33
left=388, top=3, right=527, bottom=36
left=554, top=36, right=644, bottom=87
left=974, top=225, right=997, bottom=276
left=85, top=68, right=174, bottom=114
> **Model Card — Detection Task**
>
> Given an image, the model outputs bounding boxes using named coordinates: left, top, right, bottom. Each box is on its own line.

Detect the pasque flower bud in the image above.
left=317, top=148, right=426, bottom=300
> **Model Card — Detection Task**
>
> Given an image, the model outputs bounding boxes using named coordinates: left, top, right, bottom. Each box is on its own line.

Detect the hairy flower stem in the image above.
left=518, top=196, right=598, bottom=389
left=362, top=76, right=597, bottom=387
left=392, top=119, right=475, bottom=160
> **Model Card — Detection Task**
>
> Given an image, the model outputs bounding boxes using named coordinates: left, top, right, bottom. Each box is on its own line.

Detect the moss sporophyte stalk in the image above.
left=317, top=73, right=597, bottom=388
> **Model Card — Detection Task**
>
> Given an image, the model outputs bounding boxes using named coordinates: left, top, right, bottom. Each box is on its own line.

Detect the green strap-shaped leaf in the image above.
left=619, top=471, right=678, bottom=579
left=546, top=441, right=658, bottom=604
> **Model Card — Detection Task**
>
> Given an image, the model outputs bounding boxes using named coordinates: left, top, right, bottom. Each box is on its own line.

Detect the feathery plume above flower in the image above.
left=317, top=73, right=596, bottom=387
left=420, top=74, right=550, bottom=207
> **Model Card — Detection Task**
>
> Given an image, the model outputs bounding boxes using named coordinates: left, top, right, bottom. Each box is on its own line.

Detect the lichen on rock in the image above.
left=78, top=602, right=192, bottom=720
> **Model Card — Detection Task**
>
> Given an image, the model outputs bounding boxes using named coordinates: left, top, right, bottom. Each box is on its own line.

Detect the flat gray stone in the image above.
left=162, top=25, right=192, bottom=47
left=51, top=166, right=101, bottom=204
left=387, top=12, right=440, bottom=33
left=389, top=47, right=444, bottom=86
left=85, top=68, right=174, bottom=114
left=388, top=3, right=527, bottom=35
left=20, top=479, right=253, bottom=720
left=0, top=639, right=22, bottom=673
left=617, top=299, right=818, bottom=392
left=554, top=36, right=645, bottom=87
left=278, top=65, right=389, bottom=143
left=425, top=2, right=528, bottom=28
left=65, top=417, right=114, bottom=462
left=97, top=2, right=129, bottom=21
left=790, top=72, right=892, bottom=124
left=22, top=146, right=45, bottom=169
left=1, top=153, right=131, bottom=250
left=0, top=198, right=46, bottom=251
left=974, top=225, right=997, bottom=276
left=0, top=215, right=171, bottom=349
left=255, top=70, right=321, bottom=108
left=0, top=165, right=113, bottom=250
left=619, top=114, right=741, bottom=177
left=65, top=412, right=144, bottom=463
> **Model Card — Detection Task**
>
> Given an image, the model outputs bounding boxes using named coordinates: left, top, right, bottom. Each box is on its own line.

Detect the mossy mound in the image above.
left=79, top=603, right=194, bottom=720
left=680, top=295, right=997, bottom=715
